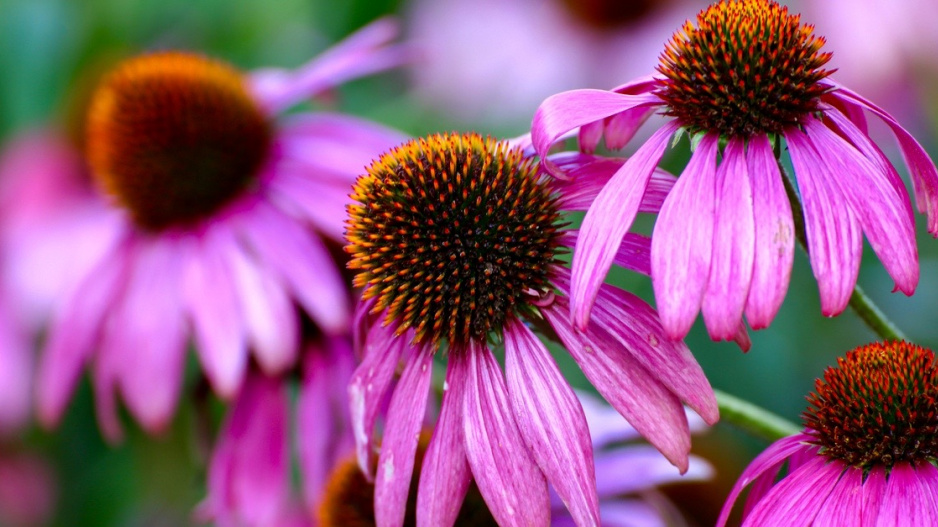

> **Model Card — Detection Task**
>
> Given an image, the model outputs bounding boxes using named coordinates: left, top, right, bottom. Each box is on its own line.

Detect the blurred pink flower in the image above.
left=35, top=19, right=408, bottom=441
left=0, top=452, right=56, bottom=527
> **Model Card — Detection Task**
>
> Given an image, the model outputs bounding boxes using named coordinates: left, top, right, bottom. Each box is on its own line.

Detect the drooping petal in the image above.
left=743, top=135, right=795, bottom=329
left=716, top=434, right=812, bottom=527
left=551, top=154, right=676, bottom=215
left=603, top=106, right=657, bottom=150
left=182, top=227, right=247, bottom=398
left=348, top=322, right=409, bottom=479
left=417, top=350, right=472, bottom=527
left=375, top=347, right=434, bottom=527
left=651, top=133, right=719, bottom=339
left=462, top=342, right=549, bottom=527
left=813, top=467, right=863, bottom=526
left=743, top=456, right=841, bottom=527
left=916, top=462, right=938, bottom=520
left=572, top=121, right=679, bottom=329
left=877, top=462, right=934, bottom=526
left=802, top=117, right=918, bottom=295
left=786, top=128, right=862, bottom=316
left=542, top=296, right=691, bottom=471
left=503, top=318, right=599, bottom=527
left=560, top=231, right=651, bottom=276
left=861, top=465, right=887, bottom=523
left=702, top=138, right=755, bottom=340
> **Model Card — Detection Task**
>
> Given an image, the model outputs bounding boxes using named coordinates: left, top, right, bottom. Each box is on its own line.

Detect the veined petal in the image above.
left=651, top=133, right=719, bottom=339
left=503, top=318, right=599, bottom=527
left=183, top=227, right=247, bottom=398
left=375, top=348, right=434, bottom=527
left=786, top=128, right=862, bottom=316
left=417, top=350, right=472, bottom=527
left=463, top=342, right=549, bottom=527
left=572, top=121, right=679, bottom=329
left=877, top=463, right=929, bottom=526
left=603, top=107, right=656, bottom=150
left=560, top=231, right=651, bottom=276
left=717, top=434, right=812, bottom=527
left=551, top=154, right=676, bottom=215
left=702, top=138, right=755, bottom=340
left=348, top=322, right=409, bottom=480
left=812, top=467, right=862, bottom=526
left=743, top=456, right=840, bottom=527
left=743, top=135, right=795, bottom=329
left=531, top=89, right=662, bottom=177
left=802, top=117, right=918, bottom=295
left=542, top=296, right=691, bottom=472
left=861, top=466, right=887, bottom=523
left=916, top=462, right=938, bottom=519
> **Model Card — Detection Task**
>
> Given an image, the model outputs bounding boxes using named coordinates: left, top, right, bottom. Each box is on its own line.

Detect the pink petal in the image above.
left=571, top=121, right=679, bottom=329
left=416, top=351, right=472, bottom=527
left=716, top=434, right=812, bottom=527
left=603, top=106, right=656, bottom=150
left=462, top=342, right=549, bottom=527
left=861, top=466, right=887, bottom=523
left=560, top=231, right=651, bottom=276
left=238, top=202, right=349, bottom=334
left=503, top=318, right=599, bottom=526
left=813, top=467, right=863, bottom=526
left=743, top=135, right=795, bottom=329
left=542, top=296, right=692, bottom=471
left=182, top=227, right=247, bottom=398
left=551, top=153, right=676, bottom=214
left=702, top=138, right=755, bottom=340
left=651, top=133, right=719, bottom=339
left=743, top=456, right=841, bottom=527
left=593, top=446, right=713, bottom=498
left=916, top=462, right=938, bottom=519
left=348, top=322, right=409, bottom=479
left=877, top=463, right=934, bottom=526
left=803, top=117, right=918, bottom=295
left=375, top=348, right=434, bottom=527
left=786, top=128, right=862, bottom=316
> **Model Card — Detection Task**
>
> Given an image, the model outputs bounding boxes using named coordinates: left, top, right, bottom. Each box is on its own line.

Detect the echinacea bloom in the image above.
left=36, top=19, right=408, bottom=441
left=718, top=340, right=938, bottom=526
left=531, top=0, right=938, bottom=343
left=346, top=132, right=717, bottom=526
left=315, top=391, right=713, bottom=527
left=197, top=338, right=355, bottom=527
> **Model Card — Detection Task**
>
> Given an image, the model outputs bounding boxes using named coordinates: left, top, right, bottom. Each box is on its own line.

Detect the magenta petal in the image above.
left=802, top=118, right=919, bottom=295
left=416, top=352, right=471, bottom=527
left=561, top=231, right=651, bottom=276
left=183, top=228, right=247, bottom=398
left=578, top=120, right=604, bottom=154
left=743, top=135, right=795, bottom=329
left=348, top=322, right=408, bottom=479
left=542, top=296, right=692, bottom=471
left=36, top=237, right=128, bottom=428
left=786, top=128, right=862, bottom=316
left=551, top=154, right=676, bottom=215
left=813, top=467, right=863, bottom=526
left=462, top=342, right=550, bottom=527
left=916, top=462, right=938, bottom=519
left=603, top=106, right=656, bottom=150
left=861, top=465, right=887, bottom=523
left=651, top=133, right=719, bottom=339
left=375, top=348, right=434, bottom=527
left=239, top=203, right=349, bottom=334
left=571, top=121, right=679, bottom=329
left=743, top=456, right=840, bottom=527
left=503, top=318, right=599, bottom=526
left=877, top=463, right=935, bottom=526
left=716, top=434, right=811, bottom=527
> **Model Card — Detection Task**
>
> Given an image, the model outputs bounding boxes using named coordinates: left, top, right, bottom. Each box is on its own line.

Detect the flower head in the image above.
left=718, top=341, right=938, bottom=526
left=36, top=19, right=408, bottom=441
left=531, top=0, right=938, bottom=344
left=346, top=132, right=717, bottom=526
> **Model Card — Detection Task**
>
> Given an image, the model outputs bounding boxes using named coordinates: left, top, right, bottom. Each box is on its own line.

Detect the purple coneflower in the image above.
left=718, top=340, right=938, bottom=526
left=531, top=0, right=938, bottom=343
left=345, top=132, right=717, bottom=526
left=35, top=19, right=407, bottom=441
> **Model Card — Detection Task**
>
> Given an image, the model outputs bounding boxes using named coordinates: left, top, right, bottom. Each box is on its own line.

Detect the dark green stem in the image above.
left=716, top=388, right=801, bottom=441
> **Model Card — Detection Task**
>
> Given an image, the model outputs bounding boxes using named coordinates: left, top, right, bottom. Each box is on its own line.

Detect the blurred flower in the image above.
left=35, top=19, right=408, bottom=441
left=406, top=0, right=708, bottom=125
left=531, top=0, right=938, bottom=343
left=197, top=337, right=355, bottom=527
left=0, top=451, right=56, bottom=527
left=346, top=132, right=717, bottom=526
left=718, top=341, right=938, bottom=526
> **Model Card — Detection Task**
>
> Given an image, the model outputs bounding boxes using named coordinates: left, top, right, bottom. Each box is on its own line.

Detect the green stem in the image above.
left=779, top=164, right=908, bottom=342
left=716, top=388, right=801, bottom=441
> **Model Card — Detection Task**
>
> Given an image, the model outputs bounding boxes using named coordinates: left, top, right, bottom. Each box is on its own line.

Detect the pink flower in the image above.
left=719, top=341, right=938, bottom=526
left=197, top=338, right=355, bottom=527
left=35, top=19, right=408, bottom=441
left=346, top=132, right=717, bottom=526
left=531, top=0, right=938, bottom=343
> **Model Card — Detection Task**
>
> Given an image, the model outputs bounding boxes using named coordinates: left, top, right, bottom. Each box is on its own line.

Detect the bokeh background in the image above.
left=1, top=0, right=937, bottom=525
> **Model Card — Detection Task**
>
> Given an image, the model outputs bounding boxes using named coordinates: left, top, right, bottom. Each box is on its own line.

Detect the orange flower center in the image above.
left=86, top=52, right=272, bottom=231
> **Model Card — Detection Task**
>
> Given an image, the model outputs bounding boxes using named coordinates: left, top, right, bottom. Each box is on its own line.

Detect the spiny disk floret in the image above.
left=86, top=52, right=272, bottom=231
left=656, top=0, right=833, bottom=137
left=346, top=133, right=562, bottom=345
left=803, top=341, right=938, bottom=469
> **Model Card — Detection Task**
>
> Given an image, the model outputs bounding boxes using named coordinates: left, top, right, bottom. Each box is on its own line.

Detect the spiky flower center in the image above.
left=559, top=0, right=662, bottom=30
left=656, top=0, right=833, bottom=137
left=86, top=52, right=272, bottom=231
left=345, top=133, right=562, bottom=345
left=803, top=341, right=938, bottom=469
